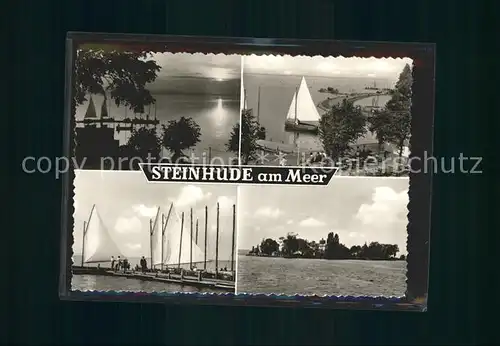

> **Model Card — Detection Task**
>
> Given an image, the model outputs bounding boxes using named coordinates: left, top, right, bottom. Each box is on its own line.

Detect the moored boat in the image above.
left=284, top=77, right=321, bottom=134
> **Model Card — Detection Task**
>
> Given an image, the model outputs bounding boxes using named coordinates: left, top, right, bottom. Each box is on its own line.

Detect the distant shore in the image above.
left=244, top=253, right=405, bottom=261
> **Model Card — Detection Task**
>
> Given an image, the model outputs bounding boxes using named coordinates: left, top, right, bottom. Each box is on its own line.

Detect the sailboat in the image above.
left=78, top=204, right=124, bottom=267
left=84, top=96, right=98, bottom=124
left=284, top=77, right=321, bottom=134
left=154, top=204, right=208, bottom=270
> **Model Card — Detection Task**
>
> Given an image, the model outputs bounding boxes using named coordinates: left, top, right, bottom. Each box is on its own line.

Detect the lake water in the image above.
left=237, top=255, right=406, bottom=297
left=71, top=258, right=234, bottom=293
left=243, top=74, right=391, bottom=149
left=353, top=94, right=392, bottom=107
left=75, top=77, right=241, bottom=164
left=72, top=274, right=225, bottom=293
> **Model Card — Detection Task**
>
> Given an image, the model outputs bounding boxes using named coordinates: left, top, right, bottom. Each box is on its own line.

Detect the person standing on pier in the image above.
left=117, top=256, right=122, bottom=271
left=140, top=256, right=147, bottom=273
left=110, top=256, right=115, bottom=271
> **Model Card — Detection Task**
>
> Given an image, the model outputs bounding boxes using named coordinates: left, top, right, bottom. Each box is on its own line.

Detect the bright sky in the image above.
left=149, top=52, right=241, bottom=80
left=73, top=170, right=236, bottom=260
left=243, top=55, right=413, bottom=80
left=238, top=178, right=410, bottom=255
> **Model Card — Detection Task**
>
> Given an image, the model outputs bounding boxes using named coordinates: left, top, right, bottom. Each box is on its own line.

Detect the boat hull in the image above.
left=284, top=120, right=319, bottom=134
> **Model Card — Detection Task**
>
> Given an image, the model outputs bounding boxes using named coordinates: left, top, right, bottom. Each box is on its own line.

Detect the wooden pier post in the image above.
left=231, top=204, right=236, bottom=274
left=190, top=208, right=193, bottom=269
left=215, top=202, right=220, bottom=279
left=178, top=212, right=184, bottom=269
left=204, top=206, right=208, bottom=270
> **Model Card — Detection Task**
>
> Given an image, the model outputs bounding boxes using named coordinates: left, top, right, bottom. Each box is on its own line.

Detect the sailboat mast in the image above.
left=231, top=204, right=236, bottom=274
left=215, top=202, right=220, bottom=278
left=204, top=206, right=208, bottom=270
left=161, top=214, right=165, bottom=272
left=178, top=212, right=184, bottom=269
left=161, top=203, right=173, bottom=272
left=257, top=86, right=261, bottom=123
left=149, top=219, right=153, bottom=272
left=81, top=204, right=96, bottom=267
left=81, top=221, right=87, bottom=267
left=190, top=208, right=193, bottom=269
left=294, top=86, right=298, bottom=123
left=195, top=219, right=199, bottom=245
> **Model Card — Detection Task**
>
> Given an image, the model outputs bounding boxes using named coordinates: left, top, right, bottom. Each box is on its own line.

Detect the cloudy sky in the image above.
left=243, top=55, right=413, bottom=80
left=238, top=177, right=410, bottom=255
left=73, top=170, right=236, bottom=260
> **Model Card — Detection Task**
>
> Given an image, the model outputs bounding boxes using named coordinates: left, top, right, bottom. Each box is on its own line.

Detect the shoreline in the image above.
left=243, top=254, right=405, bottom=261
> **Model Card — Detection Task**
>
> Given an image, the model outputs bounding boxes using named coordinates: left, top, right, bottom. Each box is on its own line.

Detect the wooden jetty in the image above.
left=72, top=267, right=235, bottom=292
left=73, top=267, right=235, bottom=292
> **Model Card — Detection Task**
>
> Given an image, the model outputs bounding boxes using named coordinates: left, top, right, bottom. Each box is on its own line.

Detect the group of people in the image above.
left=275, top=151, right=330, bottom=167
left=110, top=256, right=130, bottom=272
left=109, top=256, right=150, bottom=273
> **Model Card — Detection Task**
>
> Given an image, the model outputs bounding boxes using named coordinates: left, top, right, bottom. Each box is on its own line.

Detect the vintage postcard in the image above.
left=61, top=33, right=434, bottom=311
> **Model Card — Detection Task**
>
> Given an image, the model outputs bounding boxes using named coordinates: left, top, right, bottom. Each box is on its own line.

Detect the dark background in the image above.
left=7, top=0, right=493, bottom=344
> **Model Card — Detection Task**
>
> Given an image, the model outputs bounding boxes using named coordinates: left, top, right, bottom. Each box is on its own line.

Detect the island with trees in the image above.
left=247, top=232, right=405, bottom=261
left=318, top=87, right=340, bottom=94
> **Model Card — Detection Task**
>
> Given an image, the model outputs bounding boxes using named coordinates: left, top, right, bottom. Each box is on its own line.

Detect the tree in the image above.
left=227, top=110, right=262, bottom=164
left=259, top=238, right=279, bottom=256
left=74, top=49, right=160, bottom=113
left=319, top=99, right=367, bottom=162
left=161, top=117, right=201, bottom=163
left=125, top=127, right=162, bottom=159
left=281, top=232, right=300, bottom=255
left=368, top=64, right=413, bottom=157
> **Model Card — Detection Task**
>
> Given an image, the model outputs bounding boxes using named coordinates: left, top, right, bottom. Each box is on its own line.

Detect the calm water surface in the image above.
left=237, top=255, right=406, bottom=297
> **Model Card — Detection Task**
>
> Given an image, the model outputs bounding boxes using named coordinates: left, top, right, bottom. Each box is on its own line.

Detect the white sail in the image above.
left=150, top=207, right=162, bottom=267
left=286, top=77, right=321, bottom=123
left=84, top=95, right=98, bottom=119
left=163, top=206, right=206, bottom=266
left=84, top=207, right=124, bottom=263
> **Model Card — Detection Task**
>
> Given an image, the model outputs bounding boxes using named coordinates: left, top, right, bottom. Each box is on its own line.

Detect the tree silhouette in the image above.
left=121, top=127, right=162, bottom=168
left=161, top=117, right=201, bottom=163
left=259, top=238, right=280, bottom=256
left=227, top=109, right=263, bottom=164
left=74, top=49, right=160, bottom=113
left=319, top=99, right=367, bottom=162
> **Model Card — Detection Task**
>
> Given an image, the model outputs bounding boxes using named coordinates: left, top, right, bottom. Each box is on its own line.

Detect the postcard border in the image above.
left=60, top=32, right=434, bottom=312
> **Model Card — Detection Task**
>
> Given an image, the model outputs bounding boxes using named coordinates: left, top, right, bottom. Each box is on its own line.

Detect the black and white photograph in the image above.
left=71, top=170, right=237, bottom=293
left=236, top=177, right=409, bottom=297
left=241, top=55, right=413, bottom=176
left=72, top=45, right=242, bottom=170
